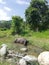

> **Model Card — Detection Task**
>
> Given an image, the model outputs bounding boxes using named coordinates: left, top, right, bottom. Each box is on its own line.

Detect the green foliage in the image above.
left=25, top=0, right=49, bottom=31
left=0, top=20, right=11, bottom=30
left=11, top=16, right=24, bottom=35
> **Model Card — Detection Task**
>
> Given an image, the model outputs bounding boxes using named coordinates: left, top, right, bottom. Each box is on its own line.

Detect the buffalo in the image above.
left=14, top=38, right=28, bottom=46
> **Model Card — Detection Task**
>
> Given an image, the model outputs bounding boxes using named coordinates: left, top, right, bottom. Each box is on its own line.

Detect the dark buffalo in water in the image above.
left=14, top=38, right=28, bottom=46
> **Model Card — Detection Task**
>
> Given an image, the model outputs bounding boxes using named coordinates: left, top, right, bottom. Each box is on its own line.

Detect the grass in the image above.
left=0, top=30, right=49, bottom=46
left=0, top=61, right=10, bottom=65
left=0, top=30, right=49, bottom=65
left=0, top=30, right=49, bottom=50
left=23, top=29, right=49, bottom=38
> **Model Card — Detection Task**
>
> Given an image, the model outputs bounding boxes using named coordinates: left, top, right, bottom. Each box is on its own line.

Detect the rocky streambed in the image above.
left=0, top=43, right=43, bottom=65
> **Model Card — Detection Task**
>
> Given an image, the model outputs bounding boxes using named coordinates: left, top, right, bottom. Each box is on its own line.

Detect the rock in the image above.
left=20, top=48, right=28, bottom=52
left=7, top=58, right=12, bottom=62
left=15, top=52, right=24, bottom=58
left=19, top=58, right=27, bottom=65
left=7, top=53, right=15, bottom=58
left=22, top=55, right=37, bottom=62
left=8, top=50, right=15, bottom=54
left=0, top=44, right=8, bottom=59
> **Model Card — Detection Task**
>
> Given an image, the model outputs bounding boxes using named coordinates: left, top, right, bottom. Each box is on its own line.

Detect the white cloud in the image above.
left=4, top=6, right=11, bottom=11
left=0, top=0, right=6, bottom=4
left=0, top=9, right=11, bottom=20
left=16, top=0, right=30, bottom=5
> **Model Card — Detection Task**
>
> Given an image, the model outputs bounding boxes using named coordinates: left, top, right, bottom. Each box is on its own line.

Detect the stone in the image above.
left=20, top=48, right=28, bottom=52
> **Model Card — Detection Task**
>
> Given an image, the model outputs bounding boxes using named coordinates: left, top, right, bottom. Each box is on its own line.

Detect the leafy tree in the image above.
left=25, top=0, right=49, bottom=31
left=0, top=20, right=11, bottom=30
left=11, top=16, right=23, bottom=34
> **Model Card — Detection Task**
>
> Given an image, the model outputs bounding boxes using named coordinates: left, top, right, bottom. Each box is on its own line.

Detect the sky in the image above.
left=0, top=0, right=49, bottom=20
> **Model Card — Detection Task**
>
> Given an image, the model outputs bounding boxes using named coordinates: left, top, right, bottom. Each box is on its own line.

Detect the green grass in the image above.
left=0, top=30, right=49, bottom=50
left=0, top=61, right=10, bottom=65
left=23, top=29, right=49, bottom=38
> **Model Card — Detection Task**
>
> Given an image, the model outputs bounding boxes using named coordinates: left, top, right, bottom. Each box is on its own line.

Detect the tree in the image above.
left=11, top=16, right=23, bottom=34
left=0, top=20, right=11, bottom=30
left=25, top=0, right=49, bottom=31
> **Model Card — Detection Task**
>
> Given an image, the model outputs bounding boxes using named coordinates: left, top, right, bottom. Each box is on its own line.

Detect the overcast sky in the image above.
left=0, top=0, right=49, bottom=20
